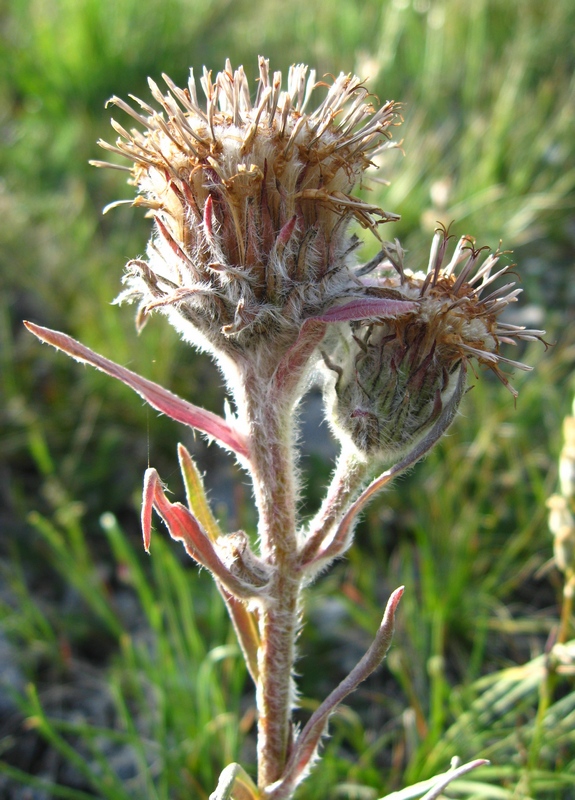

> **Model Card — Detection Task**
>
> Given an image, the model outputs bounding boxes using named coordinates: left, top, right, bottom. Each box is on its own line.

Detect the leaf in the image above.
left=24, top=322, right=249, bottom=458
left=177, top=443, right=224, bottom=541
left=314, top=297, right=417, bottom=323
left=272, top=297, right=417, bottom=397
left=142, top=468, right=269, bottom=600
left=268, top=587, right=404, bottom=799
left=209, top=763, right=261, bottom=800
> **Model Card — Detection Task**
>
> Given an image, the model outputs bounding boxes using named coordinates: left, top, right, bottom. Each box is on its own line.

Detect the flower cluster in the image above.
left=94, top=58, right=546, bottom=437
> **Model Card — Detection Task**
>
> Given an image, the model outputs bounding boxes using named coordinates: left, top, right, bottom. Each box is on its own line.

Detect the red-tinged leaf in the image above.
left=273, top=319, right=327, bottom=395
left=24, top=322, right=248, bottom=458
left=141, top=468, right=157, bottom=552
left=272, top=297, right=417, bottom=396
left=276, top=214, right=297, bottom=247
left=176, top=444, right=260, bottom=682
left=315, top=296, right=417, bottom=323
left=144, top=468, right=268, bottom=600
left=415, top=759, right=490, bottom=800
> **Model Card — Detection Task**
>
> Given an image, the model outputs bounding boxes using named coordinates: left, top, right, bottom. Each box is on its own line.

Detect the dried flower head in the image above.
left=93, top=57, right=401, bottom=372
left=323, top=228, right=546, bottom=460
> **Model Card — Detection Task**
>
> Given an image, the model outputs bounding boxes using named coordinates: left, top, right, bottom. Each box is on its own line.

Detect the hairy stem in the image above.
left=243, top=371, right=302, bottom=789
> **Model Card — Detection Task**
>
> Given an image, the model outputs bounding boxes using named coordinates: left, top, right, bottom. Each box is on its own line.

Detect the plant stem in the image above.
left=301, top=449, right=367, bottom=565
left=243, top=376, right=302, bottom=789
left=257, top=566, right=301, bottom=788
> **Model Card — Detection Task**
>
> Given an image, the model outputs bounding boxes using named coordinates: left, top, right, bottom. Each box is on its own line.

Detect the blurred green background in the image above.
left=1, top=0, right=575, bottom=797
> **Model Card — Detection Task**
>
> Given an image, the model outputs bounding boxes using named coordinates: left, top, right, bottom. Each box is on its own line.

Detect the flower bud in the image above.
left=323, top=322, right=462, bottom=460
left=322, top=232, right=546, bottom=462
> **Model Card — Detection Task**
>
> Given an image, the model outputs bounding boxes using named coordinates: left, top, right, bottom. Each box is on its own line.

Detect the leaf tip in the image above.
left=142, top=467, right=158, bottom=553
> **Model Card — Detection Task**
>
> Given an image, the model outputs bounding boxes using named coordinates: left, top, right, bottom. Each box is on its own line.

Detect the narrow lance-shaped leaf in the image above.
left=177, top=442, right=224, bottom=541
left=24, top=322, right=249, bottom=459
left=267, top=587, right=404, bottom=800
left=315, top=297, right=417, bottom=323
left=220, top=588, right=261, bottom=685
left=273, top=298, right=417, bottom=395
left=176, top=446, right=261, bottom=682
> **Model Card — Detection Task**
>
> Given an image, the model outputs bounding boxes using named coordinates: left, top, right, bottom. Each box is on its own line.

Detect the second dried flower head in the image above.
left=322, top=233, right=546, bottom=463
